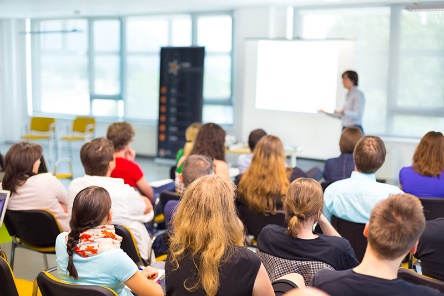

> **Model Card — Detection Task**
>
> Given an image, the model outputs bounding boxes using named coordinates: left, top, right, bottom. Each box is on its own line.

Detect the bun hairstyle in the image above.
left=284, top=178, right=323, bottom=238
left=66, top=186, right=112, bottom=279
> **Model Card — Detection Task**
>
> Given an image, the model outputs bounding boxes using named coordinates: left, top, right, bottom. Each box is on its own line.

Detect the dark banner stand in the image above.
left=155, top=47, right=205, bottom=164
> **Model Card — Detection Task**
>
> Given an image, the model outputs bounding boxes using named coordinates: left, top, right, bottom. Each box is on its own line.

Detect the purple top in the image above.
left=399, top=166, right=444, bottom=198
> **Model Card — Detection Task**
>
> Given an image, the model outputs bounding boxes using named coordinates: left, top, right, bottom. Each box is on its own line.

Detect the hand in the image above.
left=318, top=109, right=326, bottom=114
left=141, top=266, right=158, bottom=279
left=142, top=196, right=153, bottom=214
left=60, top=203, right=69, bottom=213
left=336, top=109, right=345, bottom=115
left=125, top=147, right=136, bottom=161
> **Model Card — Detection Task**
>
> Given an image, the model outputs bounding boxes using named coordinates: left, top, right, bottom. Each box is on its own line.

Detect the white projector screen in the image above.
left=255, top=40, right=354, bottom=114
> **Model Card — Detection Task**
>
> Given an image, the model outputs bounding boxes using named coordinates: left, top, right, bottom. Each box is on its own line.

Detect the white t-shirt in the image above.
left=1, top=173, right=70, bottom=231
left=68, top=175, right=154, bottom=260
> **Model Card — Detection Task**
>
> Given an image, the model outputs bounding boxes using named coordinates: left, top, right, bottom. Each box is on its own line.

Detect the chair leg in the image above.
left=10, top=241, right=16, bottom=270
left=43, top=254, right=49, bottom=270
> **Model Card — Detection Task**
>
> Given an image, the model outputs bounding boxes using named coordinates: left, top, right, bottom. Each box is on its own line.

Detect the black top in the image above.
left=416, top=218, right=444, bottom=281
left=257, top=224, right=359, bottom=270
left=165, top=246, right=261, bottom=296
left=312, top=269, right=443, bottom=296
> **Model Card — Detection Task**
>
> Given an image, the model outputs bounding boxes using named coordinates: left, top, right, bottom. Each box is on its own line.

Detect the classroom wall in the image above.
left=0, top=7, right=419, bottom=181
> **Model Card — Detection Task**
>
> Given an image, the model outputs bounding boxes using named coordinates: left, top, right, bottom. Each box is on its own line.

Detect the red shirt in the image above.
left=110, top=157, right=144, bottom=188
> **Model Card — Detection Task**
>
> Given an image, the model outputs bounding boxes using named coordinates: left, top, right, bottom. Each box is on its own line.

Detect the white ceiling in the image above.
left=0, top=0, right=440, bottom=18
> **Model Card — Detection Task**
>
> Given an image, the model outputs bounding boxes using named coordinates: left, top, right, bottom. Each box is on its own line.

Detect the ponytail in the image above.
left=287, top=213, right=306, bottom=238
left=66, top=226, right=89, bottom=280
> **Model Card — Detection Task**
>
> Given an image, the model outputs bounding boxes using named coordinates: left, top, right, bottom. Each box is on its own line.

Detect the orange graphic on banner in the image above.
left=160, top=105, right=167, bottom=113
left=160, top=86, right=167, bottom=94
left=159, top=124, right=166, bottom=132
left=160, top=115, right=166, bottom=122
left=159, top=134, right=166, bottom=141
left=160, top=96, right=167, bottom=103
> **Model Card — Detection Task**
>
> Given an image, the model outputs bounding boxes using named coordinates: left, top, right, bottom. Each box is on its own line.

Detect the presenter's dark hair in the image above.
left=342, top=70, right=359, bottom=86
left=248, top=129, right=267, bottom=151
left=353, top=136, right=386, bottom=174
left=66, top=186, right=112, bottom=279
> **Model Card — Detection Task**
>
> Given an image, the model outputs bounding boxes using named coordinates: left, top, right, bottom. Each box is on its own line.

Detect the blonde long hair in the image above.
left=284, top=178, right=323, bottom=238
left=169, top=175, right=245, bottom=296
left=183, top=122, right=202, bottom=157
left=238, top=135, right=290, bottom=214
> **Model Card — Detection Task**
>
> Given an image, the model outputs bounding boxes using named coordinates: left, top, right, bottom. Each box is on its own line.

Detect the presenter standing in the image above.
left=335, top=70, right=365, bottom=133
left=320, top=70, right=365, bottom=134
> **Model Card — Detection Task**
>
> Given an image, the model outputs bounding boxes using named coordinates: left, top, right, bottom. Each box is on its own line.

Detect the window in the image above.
left=299, top=7, right=444, bottom=137
left=300, top=8, right=390, bottom=135
left=31, top=19, right=89, bottom=115
left=125, top=15, right=191, bottom=121
left=31, top=13, right=234, bottom=125
left=391, top=10, right=444, bottom=137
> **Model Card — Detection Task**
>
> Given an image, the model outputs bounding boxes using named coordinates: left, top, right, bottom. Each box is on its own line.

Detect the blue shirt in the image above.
left=323, top=172, right=403, bottom=223
left=56, top=232, right=138, bottom=296
left=399, top=166, right=444, bottom=198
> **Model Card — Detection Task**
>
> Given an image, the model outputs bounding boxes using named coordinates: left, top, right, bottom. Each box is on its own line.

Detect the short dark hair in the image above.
left=353, top=136, right=386, bottom=174
left=80, top=138, right=114, bottom=176
left=368, top=194, right=425, bottom=260
left=342, top=70, right=359, bottom=86
left=339, top=127, right=363, bottom=154
left=248, top=129, right=267, bottom=151
left=106, top=122, right=135, bottom=152
left=182, top=155, right=214, bottom=187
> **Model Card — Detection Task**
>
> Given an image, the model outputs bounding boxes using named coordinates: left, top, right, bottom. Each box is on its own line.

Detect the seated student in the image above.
left=323, top=127, right=363, bottom=183
left=312, top=194, right=442, bottom=296
left=323, top=136, right=403, bottom=223
left=164, top=154, right=215, bottom=226
left=68, top=138, right=154, bottom=261
left=56, top=186, right=163, bottom=296
left=166, top=175, right=278, bottom=296
left=1, top=142, right=70, bottom=231
left=106, top=122, right=154, bottom=201
left=257, top=178, right=359, bottom=285
left=415, top=217, right=444, bottom=281
left=175, top=122, right=202, bottom=170
left=175, top=123, right=229, bottom=194
left=399, top=131, right=444, bottom=197
left=238, top=128, right=267, bottom=174
left=236, top=135, right=321, bottom=215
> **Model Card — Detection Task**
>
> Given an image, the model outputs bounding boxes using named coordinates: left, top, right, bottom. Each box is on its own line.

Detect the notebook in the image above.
left=0, top=190, right=10, bottom=227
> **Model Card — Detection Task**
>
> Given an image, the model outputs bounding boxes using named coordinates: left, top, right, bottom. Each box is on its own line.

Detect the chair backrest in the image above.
left=398, top=268, right=444, bottom=293
left=30, top=117, right=55, bottom=133
left=113, top=225, right=144, bottom=266
left=238, top=203, right=286, bottom=238
left=159, top=191, right=181, bottom=209
left=4, top=209, right=62, bottom=248
left=258, top=250, right=334, bottom=286
left=331, top=215, right=367, bottom=262
left=0, top=256, right=20, bottom=296
left=419, top=197, right=444, bottom=221
left=72, top=117, right=96, bottom=134
left=37, top=271, right=118, bottom=296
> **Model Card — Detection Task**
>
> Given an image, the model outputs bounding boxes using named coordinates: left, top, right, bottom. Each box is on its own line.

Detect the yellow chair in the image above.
left=58, top=117, right=95, bottom=160
left=22, top=117, right=56, bottom=164
left=37, top=270, right=117, bottom=296
left=0, top=251, right=40, bottom=296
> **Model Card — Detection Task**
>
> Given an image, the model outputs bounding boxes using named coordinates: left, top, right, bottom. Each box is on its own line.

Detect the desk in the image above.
left=227, top=144, right=302, bottom=167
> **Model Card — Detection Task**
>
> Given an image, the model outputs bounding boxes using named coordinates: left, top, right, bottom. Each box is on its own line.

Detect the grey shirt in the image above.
left=340, top=86, right=365, bottom=127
